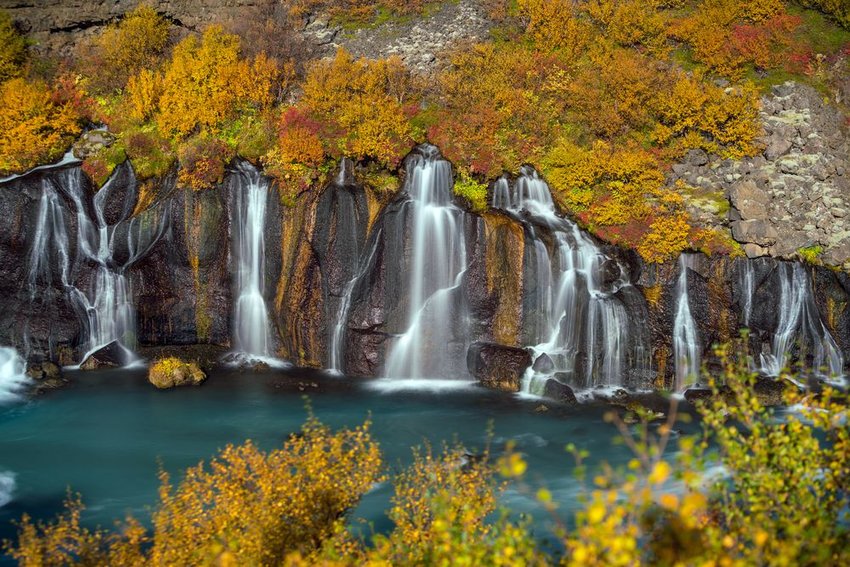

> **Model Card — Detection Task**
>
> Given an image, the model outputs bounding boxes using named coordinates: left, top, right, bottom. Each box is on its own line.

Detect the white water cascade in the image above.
left=673, top=254, right=700, bottom=391
left=493, top=169, right=632, bottom=395
left=0, top=347, right=29, bottom=405
left=760, top=262, right=843, bottom=378
left=384, top=145, right=468, bottom=379
left=232, top=162, right=272, bottom=357
left=741, top=259, right=755, bottom=328
left=329, top=232, right=380, bottom=374
left=27, top=169, right=143, bottom=364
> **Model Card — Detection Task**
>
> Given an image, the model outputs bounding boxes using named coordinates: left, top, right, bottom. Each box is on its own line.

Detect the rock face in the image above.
left=467, top=342, right=531, bottom=392
left=4, top=0, right=278, bottom=55
left=3, top=141, right=850, bottom=390
left=670, top=82, right=850, bottom=266
left=311, top=0, right=492, bottom=75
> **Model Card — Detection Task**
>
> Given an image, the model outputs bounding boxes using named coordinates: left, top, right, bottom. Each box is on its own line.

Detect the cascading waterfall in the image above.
left=232, top=162, right=272, bottom=357
left=760, top=262, right=843, bottom=377
left=673, top=254, right=700, bottom=391
left=0, top=347, right=29, bottom=404
left=384, top=145, right=468, bottom=379
left=494, top=168, right=631, bottom=394
left=329, top=232, right=380, bottom=374
left=27, top=169, right=142, bottom=364
left=741, top=259, right=754, bottom=328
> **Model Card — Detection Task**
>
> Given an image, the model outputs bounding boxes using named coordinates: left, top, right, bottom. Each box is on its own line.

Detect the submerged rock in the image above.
left=467, top=341, right=531, bottom=392
left=148, top=357, right=206, bottom=389
left=80, top=341, right=126, bottom=370
left=542, top=379, right=577, bottom=405
left=26, top=361, right=62, bottom=381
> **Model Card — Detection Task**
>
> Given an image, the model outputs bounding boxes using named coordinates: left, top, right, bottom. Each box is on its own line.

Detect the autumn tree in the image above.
left=77, top=5, right=170, bottom=93
left=0, top=78, right=82, bottom=175
left=299, top=48, right=418, bottom=167
left=156, top=25, right=278, bottom=139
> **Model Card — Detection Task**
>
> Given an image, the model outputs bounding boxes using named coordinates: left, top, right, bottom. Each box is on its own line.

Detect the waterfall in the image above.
left=760, top=262, right=843, bottom=378
left=673, top=254, right=700, bottom=391
left=493, top=168, right=631, bottom=394
left=232, top=162, right=271, bottom=357
left=27, top=169, right=140, bottom=364
left=0, top=347, right=29, bottom=404
left=384, top=145, right=468, bottom=379
left=28, top=181, right=70, bottom=295
left=329, top=231, right=380, bottom=374
left=741, top=259, right=754, bottom=328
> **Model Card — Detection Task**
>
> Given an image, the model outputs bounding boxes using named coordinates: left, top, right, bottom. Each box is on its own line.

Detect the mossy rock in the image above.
left=148, top=357, right=206, bottom=389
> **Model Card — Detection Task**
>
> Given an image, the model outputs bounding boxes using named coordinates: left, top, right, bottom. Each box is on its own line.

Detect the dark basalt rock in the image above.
left=532, top=353, right=554, bottom=373
left=468, top=341, right=531, bottom=392
left=542, top=378, right=577, bottom=405
left=683, top=387, right=714, bottom=405
left=754, top=376, right=786, bottom=407
left=79, top=341, right=127, bottom=370
left=93, top=161, right=137, bottom=226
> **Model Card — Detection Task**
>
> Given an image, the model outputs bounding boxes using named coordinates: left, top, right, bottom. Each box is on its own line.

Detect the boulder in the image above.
left=532, top=353, right=554, bottom=373
left=148, top=357, right=206, bottom=389
left=80, top=341, right=127, bottom=370
left=729, top=180, right=770, bottom=220
left=467, top=341, right=531, bottom=392
left=26, top=362, right=62, bottom=381
left=542, top=379, right=577, bottom=405
left=754, top=376, right=785, bottom=406
left=731, top=219, right=779, bottom=246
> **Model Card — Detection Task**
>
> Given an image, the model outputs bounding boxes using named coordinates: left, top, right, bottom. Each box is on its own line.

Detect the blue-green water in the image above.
left=0, top=367, right=693, bottom=555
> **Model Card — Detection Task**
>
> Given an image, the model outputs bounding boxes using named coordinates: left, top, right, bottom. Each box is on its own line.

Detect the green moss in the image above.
left=798, top=244, right=824, bottom=264
left=83, top=142, right=127, bottom=188
left=362, top=169, right=399, bottom=194
left=454, top=172, right=488, bottom=213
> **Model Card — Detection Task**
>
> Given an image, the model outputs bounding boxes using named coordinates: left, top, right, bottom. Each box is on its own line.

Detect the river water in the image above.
left=0, top=367, right=697, bottom=556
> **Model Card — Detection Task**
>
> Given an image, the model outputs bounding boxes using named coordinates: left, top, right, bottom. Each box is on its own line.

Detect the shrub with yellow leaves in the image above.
left=157, top=26, right=278, bottom=140
left=0, top=78, right=82, bottom=176
left=300, top=49, right=418, bottom=167
left=76, top=4, right=170, bottom=94
left=4, top=415, right=384, bottom=566
left=0, top=10, right=27, bottom=82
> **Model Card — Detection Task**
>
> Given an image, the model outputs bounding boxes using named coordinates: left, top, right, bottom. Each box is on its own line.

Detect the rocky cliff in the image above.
left=2, top=143, right=848, bottom=391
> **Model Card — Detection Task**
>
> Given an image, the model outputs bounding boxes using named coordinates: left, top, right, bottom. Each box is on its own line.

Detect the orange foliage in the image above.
left=429, top=42, right=564, bottom=177
left=177, top=136, right=234, bottom=190
left=517, top=0, right=592, bottom=57
left=545, top=140, right=663, bottom=223
left=653, top=72, right=761, bottom=159
left=584, top=0, right=669, bottom=51
left=300, top=49, right=417, bottom=166
left=636, top=211, right=692, bottom=263
left=671, top=0, right=798, bottom=77
left=0, top=78, right=82, bottom=176
left=273, top=107, right=325, bottom=167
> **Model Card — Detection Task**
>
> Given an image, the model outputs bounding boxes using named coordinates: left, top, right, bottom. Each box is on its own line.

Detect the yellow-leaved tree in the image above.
left=0, top=10, right=27, bottom=82
left=299, top=48, right=417, bottom=167
left=0, top=78, right=82, bottom=176
left=77, top=5, right=170, bottom=93
left=156, top=26, right=278, bottom=140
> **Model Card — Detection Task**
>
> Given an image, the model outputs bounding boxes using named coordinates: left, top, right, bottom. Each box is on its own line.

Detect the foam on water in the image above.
left=0, top=471, right=15, bottom=508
